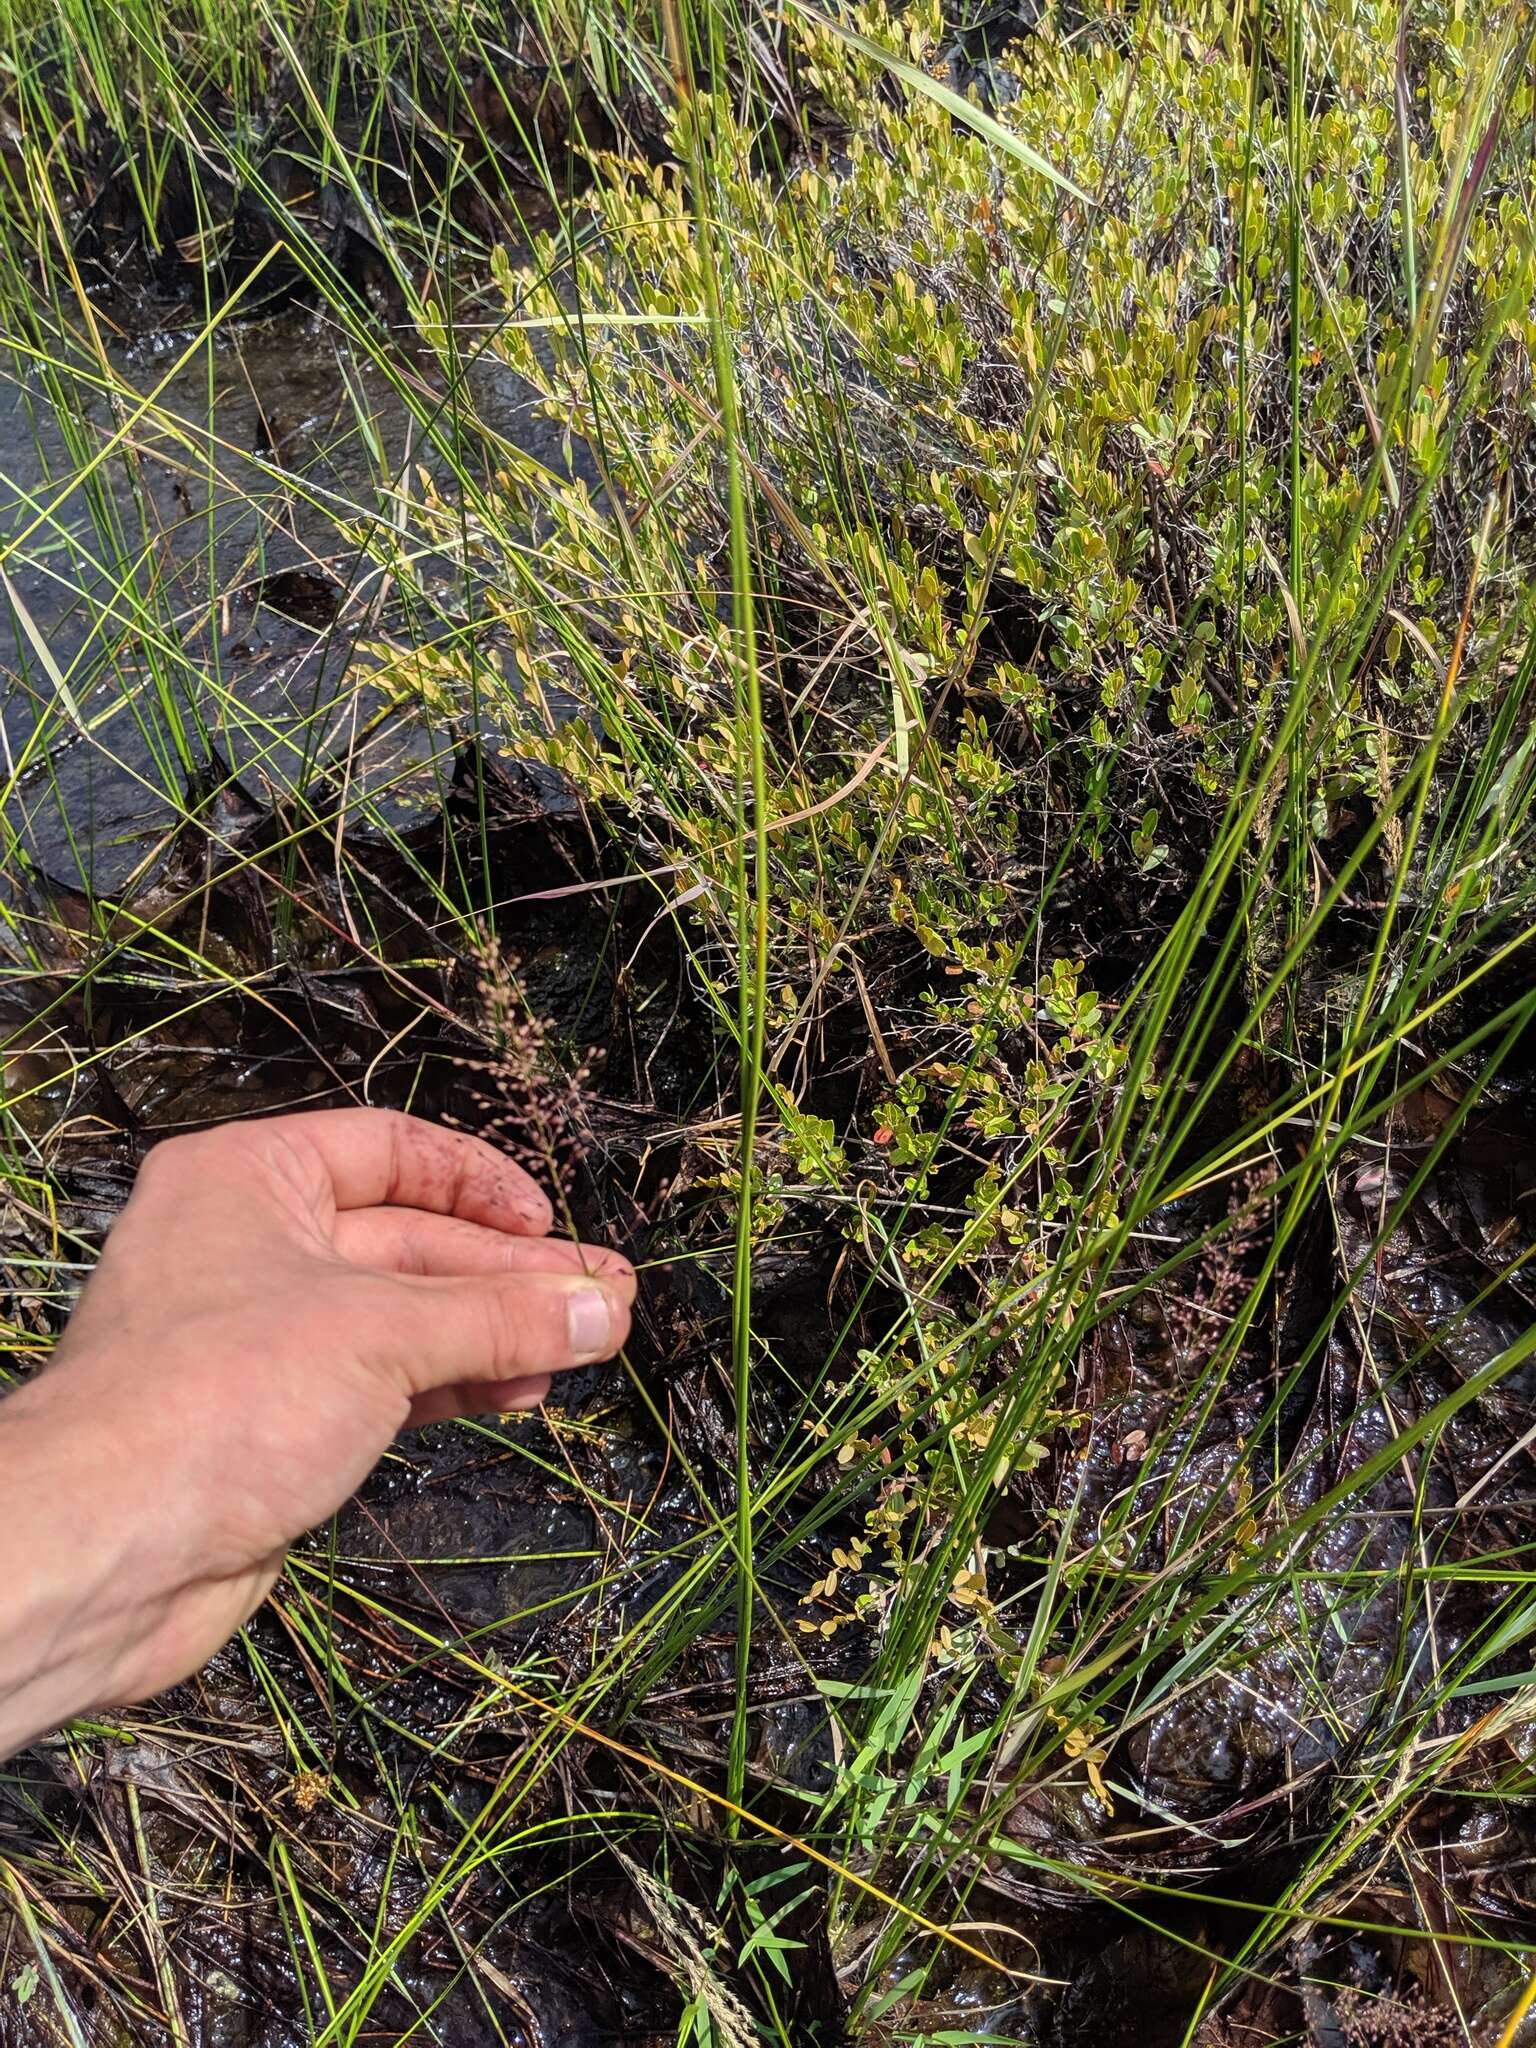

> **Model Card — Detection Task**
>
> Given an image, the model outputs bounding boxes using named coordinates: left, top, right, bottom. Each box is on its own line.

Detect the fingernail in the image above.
left=567, top=1285, right=614, bottom=1363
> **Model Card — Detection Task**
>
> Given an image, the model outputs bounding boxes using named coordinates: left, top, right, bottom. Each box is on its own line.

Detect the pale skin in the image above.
left=0, top=1108, right=635, bottom=1761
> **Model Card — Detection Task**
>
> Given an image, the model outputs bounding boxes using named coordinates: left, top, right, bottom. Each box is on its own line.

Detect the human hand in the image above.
left=0, top=1108, right=634, bottom=1757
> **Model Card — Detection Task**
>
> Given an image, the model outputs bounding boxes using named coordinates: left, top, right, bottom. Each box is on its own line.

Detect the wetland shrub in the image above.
left=479, top=0, right=1535, bottom=819
left=378, top=18, right=1536, bottom=2017
left=394, top=0, right=1536, bottom=1495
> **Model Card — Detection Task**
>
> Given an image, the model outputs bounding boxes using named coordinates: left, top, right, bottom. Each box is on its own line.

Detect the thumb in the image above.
left=361, top=1267, right=634, bottom=1397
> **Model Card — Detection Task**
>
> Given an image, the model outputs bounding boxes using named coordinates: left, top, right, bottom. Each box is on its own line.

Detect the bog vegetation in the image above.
left=3, top=0, right=1536, bottom=2040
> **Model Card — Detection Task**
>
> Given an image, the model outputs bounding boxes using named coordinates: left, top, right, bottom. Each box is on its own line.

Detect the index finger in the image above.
left=241, top=1108, right=555, bottom=1235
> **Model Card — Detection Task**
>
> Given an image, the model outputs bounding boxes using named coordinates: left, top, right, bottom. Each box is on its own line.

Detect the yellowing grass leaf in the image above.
left=1, top=566, right=83, bottom=728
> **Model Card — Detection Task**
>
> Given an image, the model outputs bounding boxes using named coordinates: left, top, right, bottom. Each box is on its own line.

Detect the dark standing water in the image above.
left=0, top=278, right=568, bottom=894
